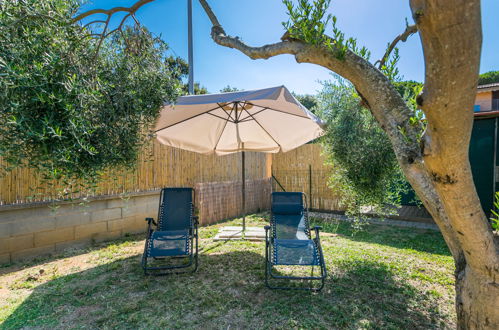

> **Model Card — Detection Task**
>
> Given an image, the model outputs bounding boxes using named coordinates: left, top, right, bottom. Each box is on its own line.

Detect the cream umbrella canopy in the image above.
left=154, top=85, right=325, bottom=232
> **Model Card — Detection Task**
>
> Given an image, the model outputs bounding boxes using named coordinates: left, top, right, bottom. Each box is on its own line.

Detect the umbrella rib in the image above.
left=238, top=117, right=255, bottom=123
left=258, top=106, right=310, bottom=119
left=218, top=102, right=236, bottom=122
left=213, top=107, right=233, bottom=151
left=207, top=112, right=234, bottom=122
left=244, top=107, right=268, bottom=118
left=243, top=108, right=282, bottom=150
left=154, top=104, right=226, bottom=132
left=235, top=105, right=268, bottom=122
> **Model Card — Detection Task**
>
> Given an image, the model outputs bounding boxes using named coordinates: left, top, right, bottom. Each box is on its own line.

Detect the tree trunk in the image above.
left=456, top=264, right=499, bottom=329
left=196, top=0, right=499, bottom=327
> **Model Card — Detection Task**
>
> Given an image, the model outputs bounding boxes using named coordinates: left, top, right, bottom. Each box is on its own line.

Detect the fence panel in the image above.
left=195, top=178, right=271, bottom=225
left=271, top=144, right=345, bottom=212
left=0, top=142, right=268, bottom=206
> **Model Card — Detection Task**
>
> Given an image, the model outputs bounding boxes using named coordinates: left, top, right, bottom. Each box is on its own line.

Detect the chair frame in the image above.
left=264, top=192, right=327, bottom=291
left=142, top=188, right=199, bottom=276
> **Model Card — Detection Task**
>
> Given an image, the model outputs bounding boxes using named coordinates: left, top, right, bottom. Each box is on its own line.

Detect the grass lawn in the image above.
left=0, top=213, right=456, bottom=329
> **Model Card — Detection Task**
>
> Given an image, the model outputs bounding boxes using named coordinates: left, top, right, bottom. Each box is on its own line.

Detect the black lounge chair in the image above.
left=142, top=187, right=198, bottom=275
left=264, top=192, right=327, bottom=291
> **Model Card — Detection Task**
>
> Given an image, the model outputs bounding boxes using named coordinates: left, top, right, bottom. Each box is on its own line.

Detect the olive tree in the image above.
left=35, top=0, right=499, bottom=327
left=316, top=76, right=411, bottom=217
left=199, top=1, right=498, bottom=327
left=0, top=0, right=183, bottom=194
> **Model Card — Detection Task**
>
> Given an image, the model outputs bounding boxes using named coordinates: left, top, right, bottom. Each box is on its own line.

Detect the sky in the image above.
left=81, top=0, right=499, bottom=95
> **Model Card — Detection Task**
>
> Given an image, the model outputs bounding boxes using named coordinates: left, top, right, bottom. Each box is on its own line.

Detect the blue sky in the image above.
left=82, top=0, right=499, bottom=95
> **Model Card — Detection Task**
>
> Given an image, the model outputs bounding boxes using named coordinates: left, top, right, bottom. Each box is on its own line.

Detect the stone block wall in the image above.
left=0, top=192, right=159, bottom=264
left=0, top=179, right=272, bottom=264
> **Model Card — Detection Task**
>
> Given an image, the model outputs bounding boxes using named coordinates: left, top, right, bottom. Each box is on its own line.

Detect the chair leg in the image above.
left=142, top=234, right=151, bottom=275
left=264, top=239, right=271, bottom=289
left=192, top=231, right=199, bottom=273
left=266, top=265, right=326, bottom=291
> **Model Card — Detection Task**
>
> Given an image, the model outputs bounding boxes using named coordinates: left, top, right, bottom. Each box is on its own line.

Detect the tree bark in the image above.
left=456, top=265, right=499, bottom=329
left=198, top=0, right=499, bottom=327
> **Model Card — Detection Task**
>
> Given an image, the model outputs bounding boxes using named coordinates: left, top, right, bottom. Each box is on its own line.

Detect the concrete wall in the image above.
left=0, top=178, right=272, bottom=264
left=475, top=91, right=492, bottom=111
left=0, top=192, right=159, bottom=264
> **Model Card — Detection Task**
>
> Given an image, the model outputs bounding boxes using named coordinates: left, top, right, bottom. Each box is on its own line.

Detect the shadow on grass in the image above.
left=3, top=249, right=451, bottom=329
left=312, top=217, right=452, bottom=257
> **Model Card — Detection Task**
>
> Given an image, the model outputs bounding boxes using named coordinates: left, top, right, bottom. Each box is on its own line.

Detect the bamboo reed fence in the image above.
left=0, top=141, right=267, bottom=206
left=271, top=144, right=346, bottom=211
left=195, top=178, right=271, bottom=225
left=0, top=142, right=344, bottom=213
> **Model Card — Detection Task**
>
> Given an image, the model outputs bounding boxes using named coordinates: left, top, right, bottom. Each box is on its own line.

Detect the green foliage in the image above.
left=220, top=85, right=241, bottom=93
left=293, top=93, right=318, bottom=112
left=394, top=80, right=426, bottom=144
left=282, top=1, right=424, bottom=217
left=316, top=76, right=409, bottom=216
left=165, top=56, right=208, bottom=94
left=489, top=191, right=499, bottom=230
left=282, top=0, right=370, bottom=60
left=192, top=83, right=209, bottom=95
left=478, top=71, right=499, bottom=85
left=394, top=80, right=423, bottom=101
left=380, top=47, right=400, bottom=82
left=0, top=1, right=183, bottom=189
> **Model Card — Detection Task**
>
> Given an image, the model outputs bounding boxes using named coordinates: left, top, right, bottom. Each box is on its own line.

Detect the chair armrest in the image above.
left=145, top=217, right=157, bottom=226
left=264, top=225, right=271, bottom=243
left=145, top=218, right=155, bottom=238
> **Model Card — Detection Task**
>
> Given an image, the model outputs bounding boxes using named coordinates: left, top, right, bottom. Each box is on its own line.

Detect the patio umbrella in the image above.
left=154, top=85, right=325, bottom=232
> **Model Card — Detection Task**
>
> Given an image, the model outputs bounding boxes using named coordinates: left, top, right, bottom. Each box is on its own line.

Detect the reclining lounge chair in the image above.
left=264, top=192, right=327, bottom=291
left=142, top=187, right=198, bottom=275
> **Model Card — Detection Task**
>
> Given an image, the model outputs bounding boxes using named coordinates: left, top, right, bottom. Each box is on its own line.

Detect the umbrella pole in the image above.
left=187, top=0, right=194, bottom=95
left=242, top=151, right=246, bottom=234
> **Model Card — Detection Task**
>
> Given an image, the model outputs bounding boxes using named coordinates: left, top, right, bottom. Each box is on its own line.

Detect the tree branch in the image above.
left=375, top=24, right=418, bottom=69
left=72, top=0, right=157, bottom=23
left=74, top=0, right=155, bottom=53
left=83, top=20, right=107, bottom=28
left=197, top=0, right=417, bottom=150
left=93, top=16, right=110, bottom=59
left=197, top=0, right=467, bottom=262
left=198, top=0, right=222, bottom=28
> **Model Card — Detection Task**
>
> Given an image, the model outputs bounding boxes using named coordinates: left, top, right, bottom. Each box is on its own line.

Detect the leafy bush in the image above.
left=316, top=76, right=410, bottom=216
left=478, top=71, right=499, bottom=85
left=294, top=93, right=318, bottom=113
left=489, top=192, right=499, bottom=230
left=0, top=1, right=182, bottom=190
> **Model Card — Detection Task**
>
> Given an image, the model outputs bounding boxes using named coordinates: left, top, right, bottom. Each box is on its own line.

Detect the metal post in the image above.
left=309, top=164, right=312, bottom=210
left=242, top=151, right=246, bottom=232
left=187, top=0, right=194, bottom=95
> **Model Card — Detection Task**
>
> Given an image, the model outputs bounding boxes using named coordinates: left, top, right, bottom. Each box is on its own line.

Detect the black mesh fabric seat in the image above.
left=142, top=188, right=198, bottom=275
left=148, top=230, right=190, bottom=257
left=273, top=239, right=320, bottom=266
left=264, top=192, right=327, bottom=291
